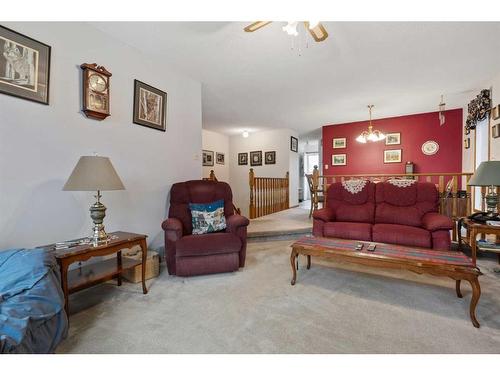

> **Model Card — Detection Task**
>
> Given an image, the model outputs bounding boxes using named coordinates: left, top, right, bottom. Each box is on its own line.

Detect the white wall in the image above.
left=0, top=22, right=202, bottom=251
left=229, top=128, right=299, bottom=217
left=202, top=129, right=229, bottom=182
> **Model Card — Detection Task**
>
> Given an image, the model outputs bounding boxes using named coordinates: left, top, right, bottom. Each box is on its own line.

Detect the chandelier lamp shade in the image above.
left=356, top=105, right=386, bottom=143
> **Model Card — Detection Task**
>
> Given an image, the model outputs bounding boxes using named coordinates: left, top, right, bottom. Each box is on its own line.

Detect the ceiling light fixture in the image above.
left=242, top=130, right=249, bottom=138
left=356, top=105, right=386, bottom=143
left=282, top=21, right=298, bottom=36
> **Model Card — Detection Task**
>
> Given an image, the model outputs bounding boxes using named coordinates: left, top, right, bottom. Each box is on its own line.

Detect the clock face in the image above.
left=88, top=73, right=107, bottom=92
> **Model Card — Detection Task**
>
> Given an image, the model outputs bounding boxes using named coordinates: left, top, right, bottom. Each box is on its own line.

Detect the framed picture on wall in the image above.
left=492, top=124, right=500, bottom=138
left=265, top=151, right=276, bottom=164
left=216, top=152, right=225, bottom=165
left=133, top=80, right=167, bottom=131
left=385, top=133, right=401, bottom=145
left=0, top=26, right=51, bottom=105
left=290, top=136, right=298, bottom=152
left=332, top=138, right=346, bottom=149
left=464, top=138, right=470, bottom=149
left=332, top=154, right=346, bottom=166
left=383, top=149, right=402, bottom=163
left=250, top=151, right=262, bottom=166
left=202, top=150, right=214, bottom=166
left=238, top=152, right=248, bottom=165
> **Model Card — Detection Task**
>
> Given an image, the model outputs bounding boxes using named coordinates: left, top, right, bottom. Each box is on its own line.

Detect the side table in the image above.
left=43, top=231, right=148, bottom=314
left=458, top=217, right=500, bottom=267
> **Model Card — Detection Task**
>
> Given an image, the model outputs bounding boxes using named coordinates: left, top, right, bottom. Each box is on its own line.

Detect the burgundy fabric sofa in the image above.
left=161, top=180, right=249, bottom=276
left=313, top=180, right=453, bottom=250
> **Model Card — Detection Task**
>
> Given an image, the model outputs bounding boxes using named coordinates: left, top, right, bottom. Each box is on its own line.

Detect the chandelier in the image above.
left=356, top=105, right=386, bottom=143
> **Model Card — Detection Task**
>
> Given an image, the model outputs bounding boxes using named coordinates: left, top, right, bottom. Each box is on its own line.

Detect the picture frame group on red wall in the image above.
left=383, top=149, right=402, bottom=163
left=332, top=154, right=346, bottom=166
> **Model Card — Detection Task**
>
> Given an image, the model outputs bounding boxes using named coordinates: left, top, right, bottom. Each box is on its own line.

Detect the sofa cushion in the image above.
left=373, top=224, right=431, bottom=248
left=176, top=232, right=241, bottom=257
left=376, top=180, right=417, bottom=206
left=326, top=181, right=376, bottom=223
left=375, top=203, right=423, bottom=227
left=336, top=203, right=375, bottom=223
left=323, top=222, right=372, bottom=241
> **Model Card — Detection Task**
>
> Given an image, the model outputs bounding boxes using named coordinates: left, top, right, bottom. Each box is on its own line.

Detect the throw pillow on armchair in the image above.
left=189, top=199, right=227, bottom=234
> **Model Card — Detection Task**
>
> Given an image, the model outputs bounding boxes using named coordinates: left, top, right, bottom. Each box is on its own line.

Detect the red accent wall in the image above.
left=322, top=109, right=463, bottom=177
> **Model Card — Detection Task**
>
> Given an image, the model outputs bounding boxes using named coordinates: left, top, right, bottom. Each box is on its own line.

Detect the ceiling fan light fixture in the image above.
left=282, top=21, right=298, bottom=36
left=308, top=21, right=319, bottom=29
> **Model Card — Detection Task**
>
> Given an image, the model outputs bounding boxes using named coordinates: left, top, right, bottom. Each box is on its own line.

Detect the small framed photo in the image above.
left=202, top=150, right=214, bottom=166
left=216, top=152, right=225, bottom=165
left=238, top=152, right=248, bottom=165
left=0, top=26, right=51, bottom=105
left=492, top=124, right=500, bottom=139
left=133, top=79, right=167, bottom=131
left=464, top=138, right=471, bottom=149
left=491, top=105, right=500, bottom=120
left=332, top=154, right=346, bottom=166
left=384, top=149, right=402, bottom=163
left=290, top=136, right=298, bottom=152
left=250, top=151, right=262, bottom=166
left=265, top=151, right=276, bottom=164
left=332, top=138, right=346, bottom=149
left=385, top=133, right=401, bottom=145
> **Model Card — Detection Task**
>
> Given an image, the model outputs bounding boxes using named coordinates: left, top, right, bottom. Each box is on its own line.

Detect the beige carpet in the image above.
left=248, top=205, right=312, bottom=238
left=57, top=240, right=500, bottom=354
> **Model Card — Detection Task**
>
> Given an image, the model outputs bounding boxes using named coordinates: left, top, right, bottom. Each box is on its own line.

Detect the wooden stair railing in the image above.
left=311, top=166, right=475, bottom=241
left=203, top=170, right=241, bottom=215
left=249, top=168, right=289, bottom=219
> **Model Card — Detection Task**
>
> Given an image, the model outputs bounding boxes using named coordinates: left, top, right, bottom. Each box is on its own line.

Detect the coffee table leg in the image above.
left=469, top=277, right=481, bottom=328
left=307, top=255, right=311, bottom=270
left=140, top=239, right=148, bottom=294
left=58, top=259, right=70, bottom=315
left=117, top=250, right=122, bottom=286
left=290, top=247, right=297, bottom=286
left=455, top=280, right=463, bottom=298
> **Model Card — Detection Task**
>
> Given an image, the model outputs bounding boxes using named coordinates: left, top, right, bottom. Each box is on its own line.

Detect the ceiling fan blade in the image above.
left=244, top=21, right=272, bottom=32
left=304, top=22, right=329, bottom=42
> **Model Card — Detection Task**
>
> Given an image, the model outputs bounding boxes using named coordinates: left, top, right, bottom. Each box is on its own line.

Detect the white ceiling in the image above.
left=91, top=22, right=500, bottom=137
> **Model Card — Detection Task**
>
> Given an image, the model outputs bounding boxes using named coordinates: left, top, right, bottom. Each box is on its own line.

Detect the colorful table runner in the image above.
left=293, top=236, right=473, bottom=267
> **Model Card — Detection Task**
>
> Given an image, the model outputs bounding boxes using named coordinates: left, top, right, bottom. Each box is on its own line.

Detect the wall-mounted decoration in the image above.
left=491, top=105, right=500, bottom=120
left=385, top=133, right=401, bottom=145
left=81, top=63, right=112, bottom=120
left=384, top=149, right=402, bottom=163
left=202, top=150, right=214, bottom=166
left=421, top=140, right=439, bottom=155
left=133, top=80, right=167, bottom=131
left=405, top=161, right=414, bottom=174
left=216, top=152, right=225, bottom=165
left=464, top=138, right=470, bottom=149
left=290, top=136, right=298, bottom=152
left=250, top=151, right=262, bottom=166
left=0, top=26, right=51, bottom=105
left=332, top=138, right=346, bottom=149
left=492, top=124, right=499, bottom=139
left=265, top=151, right=276, bottom=164
left=465, top=126, right=470, bottom=135
left=465, top=89, right=491, bottom=132
left=332, top=154, right=346, bottom=166
left=238, top=152, right=248, bottom=165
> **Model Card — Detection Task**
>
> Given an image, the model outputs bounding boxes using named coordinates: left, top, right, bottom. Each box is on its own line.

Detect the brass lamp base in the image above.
left=89, top=190, right=109, bottom=246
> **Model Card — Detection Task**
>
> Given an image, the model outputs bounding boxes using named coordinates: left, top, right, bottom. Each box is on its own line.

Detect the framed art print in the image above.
left=202, top=150, right=214, bottom=166
left=0, top=25, right=51, bottom=104
left=265, top=151, right=276, bottom=164
left=216, top=152, right=225, bottom=165
left=384, top=149, right=402, bottom=163
left=238, top=152, right=248, bottom=165
left=290, top=136, right=298, bottom=152
left=332, top=138, right=346, bottom=149
left=385, top=133, right=401, bottom=145
left=250, top=151, right=262, bottom=166
left=492, top=124, right=500, bottom=139
left=332, top=154, right=346, bottom=166
left=133, top=79, right=167, bottom=131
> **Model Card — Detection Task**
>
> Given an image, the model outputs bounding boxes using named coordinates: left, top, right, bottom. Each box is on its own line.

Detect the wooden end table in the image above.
left=458, top=217, right=500, bottom=266
left=43, top=231, right=148, bottom=314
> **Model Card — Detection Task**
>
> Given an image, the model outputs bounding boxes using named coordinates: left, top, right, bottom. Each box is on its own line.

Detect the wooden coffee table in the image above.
left=42, top=231, right=148, bottom=314
left=290, top=236, right=483, bottom=328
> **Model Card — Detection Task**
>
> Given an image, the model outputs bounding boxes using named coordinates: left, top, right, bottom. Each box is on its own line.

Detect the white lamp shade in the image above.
left=63, top=156, right=125, bottom=191
left=468, top=161, right=500, bottom=186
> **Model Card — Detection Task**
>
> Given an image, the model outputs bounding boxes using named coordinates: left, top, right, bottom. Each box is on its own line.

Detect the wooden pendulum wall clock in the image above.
left=80, top=63, right=112, bottom=120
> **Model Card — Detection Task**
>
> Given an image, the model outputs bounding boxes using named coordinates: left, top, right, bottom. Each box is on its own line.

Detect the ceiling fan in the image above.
left=244, top=21, right=329, bottom=42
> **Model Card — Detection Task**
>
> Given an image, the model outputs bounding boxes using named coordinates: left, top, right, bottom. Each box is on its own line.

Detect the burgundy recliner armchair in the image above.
left=161, top=180, right=249, bottom=276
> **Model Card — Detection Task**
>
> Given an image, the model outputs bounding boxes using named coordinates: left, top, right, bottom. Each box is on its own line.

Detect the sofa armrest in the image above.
left=422, top=212, right=453, bottom=231
left=161, top=218, right=183, bottom=239
left=226, top=214, right=249, bottom=233
left=312, top=208, right=335, bottom=222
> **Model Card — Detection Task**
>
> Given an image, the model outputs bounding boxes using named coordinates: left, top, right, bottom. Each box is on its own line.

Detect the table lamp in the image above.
left=468, top=160, right=500, bottom=221
left=63, top=156, right=125, bottom=246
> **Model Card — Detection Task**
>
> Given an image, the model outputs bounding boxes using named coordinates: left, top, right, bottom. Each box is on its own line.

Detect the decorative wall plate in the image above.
left=421, top=140, right=439, bottom=155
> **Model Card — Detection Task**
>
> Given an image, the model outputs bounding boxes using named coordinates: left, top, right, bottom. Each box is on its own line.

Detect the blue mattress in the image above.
left=0, top=248, right=68, bottom=353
